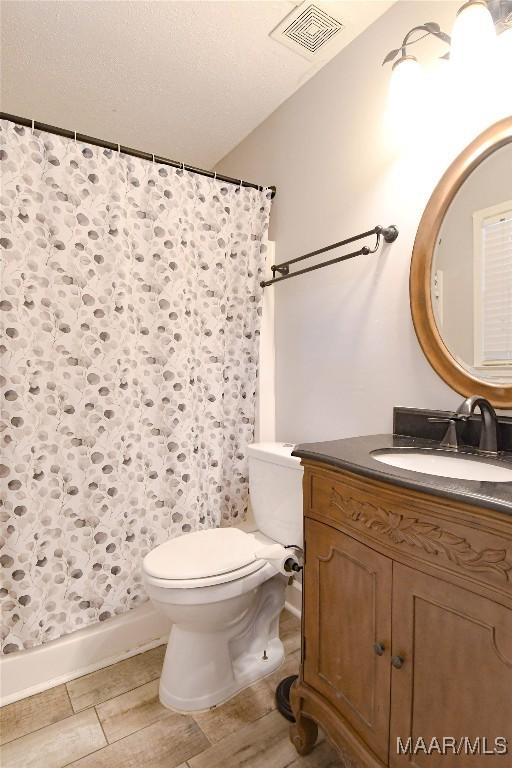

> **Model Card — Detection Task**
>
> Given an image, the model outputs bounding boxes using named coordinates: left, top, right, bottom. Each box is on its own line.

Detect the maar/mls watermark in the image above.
left=396, top=737, right=509, bottom=756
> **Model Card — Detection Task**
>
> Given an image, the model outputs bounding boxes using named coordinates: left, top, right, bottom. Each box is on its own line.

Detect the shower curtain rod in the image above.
left=0, top=112, right=276, bottom=199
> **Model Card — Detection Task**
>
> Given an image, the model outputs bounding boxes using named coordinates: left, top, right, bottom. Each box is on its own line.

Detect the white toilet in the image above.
left=142, top=442, right=303, bottom=713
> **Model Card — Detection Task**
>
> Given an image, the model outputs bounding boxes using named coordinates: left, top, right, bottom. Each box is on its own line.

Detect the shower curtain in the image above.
left=0, top=119, right=271, bottom=653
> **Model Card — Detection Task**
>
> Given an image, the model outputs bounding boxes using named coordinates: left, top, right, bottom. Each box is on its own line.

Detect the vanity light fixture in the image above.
left=451, top=0, right=496, bottom=71
left=383, top=1, right=512, bottom=98
left=382, top=22, right=451, bottom=85
left=383, top=22, right=451, bottom=111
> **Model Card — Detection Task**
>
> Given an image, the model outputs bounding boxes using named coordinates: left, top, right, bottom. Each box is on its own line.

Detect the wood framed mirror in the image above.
left=410, top=117, right=512, bottom=409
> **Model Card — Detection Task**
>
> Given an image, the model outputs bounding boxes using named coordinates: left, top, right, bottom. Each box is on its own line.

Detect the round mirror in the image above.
left=410, top=117, right=512, bottom=408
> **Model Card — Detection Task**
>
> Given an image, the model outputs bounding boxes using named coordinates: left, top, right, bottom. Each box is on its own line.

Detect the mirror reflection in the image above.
left=432, top=143, right=512, bottom=384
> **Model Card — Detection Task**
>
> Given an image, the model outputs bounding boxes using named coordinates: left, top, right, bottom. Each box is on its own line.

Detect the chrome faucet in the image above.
left=455, top=396, right=498, bottom=456
left=428, top=395, right=499, bottom=455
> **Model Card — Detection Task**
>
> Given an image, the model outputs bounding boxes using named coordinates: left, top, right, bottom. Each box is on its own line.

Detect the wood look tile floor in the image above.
left=0, top=611, right=344, bottom=768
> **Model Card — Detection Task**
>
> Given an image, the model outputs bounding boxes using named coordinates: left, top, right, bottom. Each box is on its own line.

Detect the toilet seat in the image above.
left=143, top=527, right=271, bottom=589
left=144, top=559, right=267, bottom=590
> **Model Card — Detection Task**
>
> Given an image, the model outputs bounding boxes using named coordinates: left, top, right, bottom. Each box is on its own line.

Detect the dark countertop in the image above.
left=292, top=434, right=512, bottom=516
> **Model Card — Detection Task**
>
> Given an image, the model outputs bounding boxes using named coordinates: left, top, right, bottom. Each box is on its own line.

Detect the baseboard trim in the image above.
left=284, top=579, right=302, bottom=619
left=284, top=601, right=301, bottom=619
left=0, top=602, right=171, bottom=706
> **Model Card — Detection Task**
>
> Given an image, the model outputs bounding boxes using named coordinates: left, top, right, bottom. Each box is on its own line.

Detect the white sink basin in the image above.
left=371, top=451, right=512, bottom=483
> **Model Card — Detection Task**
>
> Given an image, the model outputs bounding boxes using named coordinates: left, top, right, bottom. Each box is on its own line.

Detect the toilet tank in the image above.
left=247, top=442, right=303, bottom=547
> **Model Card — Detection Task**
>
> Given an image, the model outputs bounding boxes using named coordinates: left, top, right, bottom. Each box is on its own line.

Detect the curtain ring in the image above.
left=181, top=162, right=185, bottom=172
left=213, top=171, right=217, bottom=180
left=117, top=143, right=121, bottom=156
left=74, top=131, right=77, bottom=144
left=152, top=153, right=155, bottom=164
left=239, top=179, right=243, bottom=190
left=31, top=119, right=35, bottom=135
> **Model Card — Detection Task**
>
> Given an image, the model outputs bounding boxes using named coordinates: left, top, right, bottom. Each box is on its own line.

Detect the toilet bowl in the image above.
left=142, top=443, right=303, bottom=713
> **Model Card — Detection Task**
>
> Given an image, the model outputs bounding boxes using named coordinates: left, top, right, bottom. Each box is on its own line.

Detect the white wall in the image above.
left=216, top=1, right=511, bottom=443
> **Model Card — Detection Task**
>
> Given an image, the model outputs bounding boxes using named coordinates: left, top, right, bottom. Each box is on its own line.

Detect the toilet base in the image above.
left=154, top=572, right=287, bottom=713
left=159, top=635, right=284, bottom=713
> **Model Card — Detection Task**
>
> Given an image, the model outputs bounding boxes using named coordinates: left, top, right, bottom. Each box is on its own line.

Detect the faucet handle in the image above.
left=428, top=414, right=468, bottom=450
left=428, top=414, right=469, bottom=424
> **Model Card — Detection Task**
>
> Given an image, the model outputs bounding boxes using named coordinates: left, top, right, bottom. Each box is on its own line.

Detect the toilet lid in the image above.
left=143, top=528, right=262, bottom=580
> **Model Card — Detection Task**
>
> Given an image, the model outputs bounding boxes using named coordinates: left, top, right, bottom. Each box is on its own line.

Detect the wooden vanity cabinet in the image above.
left=390, top=565, right=512, bottom=768
left=290, top=460, right=512, bottom=768
left=302, top=519, right=392, bottom=763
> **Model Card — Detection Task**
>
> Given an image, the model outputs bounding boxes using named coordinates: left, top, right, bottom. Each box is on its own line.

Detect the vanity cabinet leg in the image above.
left=289, top=682, right=318, bottom=755
left=290, top=713, right=318, bottom=755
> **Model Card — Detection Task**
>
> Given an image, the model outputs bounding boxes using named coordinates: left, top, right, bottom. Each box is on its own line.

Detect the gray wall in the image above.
left=216, top=0, right=508, bottom=442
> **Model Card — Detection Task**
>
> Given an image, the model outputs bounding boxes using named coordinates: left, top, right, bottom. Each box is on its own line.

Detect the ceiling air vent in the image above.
left=270, top=2, right=345, bottom=61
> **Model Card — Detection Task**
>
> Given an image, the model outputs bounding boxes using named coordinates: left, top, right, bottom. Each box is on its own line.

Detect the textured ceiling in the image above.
left=0, top=1, right=394, bottom=172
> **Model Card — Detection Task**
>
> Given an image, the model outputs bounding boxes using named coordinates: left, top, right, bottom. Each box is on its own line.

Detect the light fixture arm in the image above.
left=487, top=0, right=512, bottom=29
left=382, top=22, right=451, bottom=65
left=402, top=23, right=451, bottom=51
left=384, top=0, right=512, bottom=67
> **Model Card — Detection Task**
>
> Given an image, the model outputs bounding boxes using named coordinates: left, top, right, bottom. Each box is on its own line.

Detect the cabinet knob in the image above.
left=391, top=655, right=404, bottom=669
left=373, top=642, right=385, bottom=656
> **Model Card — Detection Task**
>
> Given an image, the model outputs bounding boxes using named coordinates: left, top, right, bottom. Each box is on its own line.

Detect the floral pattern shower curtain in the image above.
left=0, top=119, right=271, bottom=653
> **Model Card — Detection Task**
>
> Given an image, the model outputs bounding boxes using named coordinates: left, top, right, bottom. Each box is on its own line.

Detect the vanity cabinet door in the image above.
left=303, top=518, right=392, bottom=763
left=390, top=563, right=512, bottom=768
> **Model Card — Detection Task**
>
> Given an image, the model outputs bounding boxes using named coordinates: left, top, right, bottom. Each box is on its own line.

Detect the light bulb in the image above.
left=389, top=55, right=422, bottom=112
left=385, top=55, right=424, bottom=147
left=450, top=1, right=496, bottom=71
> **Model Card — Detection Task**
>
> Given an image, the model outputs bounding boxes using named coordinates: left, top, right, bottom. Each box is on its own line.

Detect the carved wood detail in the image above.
left=330, top=488, right=512, bottom=583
